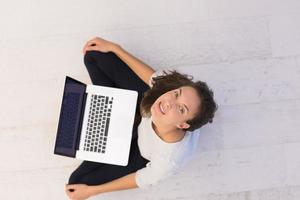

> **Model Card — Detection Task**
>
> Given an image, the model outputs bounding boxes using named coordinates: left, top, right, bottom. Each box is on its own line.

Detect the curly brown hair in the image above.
left=140, top=70, right=218, bottom=132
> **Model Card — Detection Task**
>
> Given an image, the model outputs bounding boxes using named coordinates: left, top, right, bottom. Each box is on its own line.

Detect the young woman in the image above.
left=65, top=37, right=217, bottom=200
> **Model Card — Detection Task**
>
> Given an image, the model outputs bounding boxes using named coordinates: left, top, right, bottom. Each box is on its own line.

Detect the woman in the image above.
left=65, top=37, right=217, bottom=200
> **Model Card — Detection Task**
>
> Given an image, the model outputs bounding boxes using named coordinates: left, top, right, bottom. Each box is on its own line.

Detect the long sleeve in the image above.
left=135, top=158, right=178, bottom=188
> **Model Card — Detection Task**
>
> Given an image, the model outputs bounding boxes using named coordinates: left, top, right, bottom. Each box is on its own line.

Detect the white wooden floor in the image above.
left=1, top=0, right=300, bottom=199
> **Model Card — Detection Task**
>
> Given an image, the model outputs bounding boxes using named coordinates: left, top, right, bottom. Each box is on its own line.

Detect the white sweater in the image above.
left=135, top=70, right=200, bottom=189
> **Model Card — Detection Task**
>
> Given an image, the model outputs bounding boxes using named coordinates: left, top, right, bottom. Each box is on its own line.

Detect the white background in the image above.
left=0, top=0, right=300, bottom=199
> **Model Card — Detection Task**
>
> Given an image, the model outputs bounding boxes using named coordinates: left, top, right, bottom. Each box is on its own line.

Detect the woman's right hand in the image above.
left=83, top=37, right=119, bottom=55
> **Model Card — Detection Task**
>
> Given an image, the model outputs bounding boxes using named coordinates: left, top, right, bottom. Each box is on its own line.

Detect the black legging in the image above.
left=68, top=50, right=150, bottom=185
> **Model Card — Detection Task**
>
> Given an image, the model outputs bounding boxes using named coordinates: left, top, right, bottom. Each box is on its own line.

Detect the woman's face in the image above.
left=150, top=86, right=201, bottom=130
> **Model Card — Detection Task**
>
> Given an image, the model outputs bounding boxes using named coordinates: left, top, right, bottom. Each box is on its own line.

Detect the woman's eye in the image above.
left=179, top=107, right=184, bottom=114
left=174, top=91, right=178, bottom=97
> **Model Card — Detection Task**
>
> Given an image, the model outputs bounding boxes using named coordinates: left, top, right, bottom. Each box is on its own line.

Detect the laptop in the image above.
left=54, top=76, right=138, bottom=166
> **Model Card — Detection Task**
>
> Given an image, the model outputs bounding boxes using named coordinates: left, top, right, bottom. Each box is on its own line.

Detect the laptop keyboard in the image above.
left=83, top=94, right=113, bottom=154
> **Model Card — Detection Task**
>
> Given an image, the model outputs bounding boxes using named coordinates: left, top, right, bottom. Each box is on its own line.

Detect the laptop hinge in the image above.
left=76, top=92, right=87, bottom=150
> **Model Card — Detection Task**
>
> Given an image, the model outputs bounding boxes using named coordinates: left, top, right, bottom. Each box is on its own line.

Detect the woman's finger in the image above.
left=83, top=44, right=90, bottom=54
left=66, top=190, right=71, bottom=197
left=86, top=37, right=100, bottom=47
left=65, top=185, right=73, bottom=199
left=83, top=41, right=95, bottom=52
left=66, top=184, right=77, bottom=190
left=85, top=40, right=95, bottom=48
left=83, top=38, right=99, bottom=54
left=83, top=44, right=96, bottom=54
left=85, top=45, right=99, bottom=52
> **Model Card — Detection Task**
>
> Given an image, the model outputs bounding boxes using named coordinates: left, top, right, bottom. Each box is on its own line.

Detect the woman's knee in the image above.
left=84, top=51, right=119, bottom=75
left=68, top=171, right=81, bottom=184
left=84, top=51, right=102, bottom=67
left=84, top=50, right=114, bottom=64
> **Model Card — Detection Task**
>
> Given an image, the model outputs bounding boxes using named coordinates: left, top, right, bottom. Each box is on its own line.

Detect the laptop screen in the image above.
left=54, top=76, right=87, bottom=157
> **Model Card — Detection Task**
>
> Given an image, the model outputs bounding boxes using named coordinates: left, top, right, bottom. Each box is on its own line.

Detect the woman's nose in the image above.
left=166, top=101, right=175, bottom=110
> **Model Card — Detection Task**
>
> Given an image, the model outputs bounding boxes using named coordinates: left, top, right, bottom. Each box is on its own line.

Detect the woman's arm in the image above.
left=112, top=45, right=155, bottom=86
left=83, top=37, right=155, bottom=86
left=66, top=172, right=138, bottom=199
left=90, top=172, right=138, bottom=195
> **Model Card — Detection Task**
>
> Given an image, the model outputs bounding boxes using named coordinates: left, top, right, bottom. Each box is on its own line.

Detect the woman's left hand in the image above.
left=65, top=184, right=96, bottom=200
left=82, top=37, right=118, bottom=54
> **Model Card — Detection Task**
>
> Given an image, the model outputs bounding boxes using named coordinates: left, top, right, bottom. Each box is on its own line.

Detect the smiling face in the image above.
left=150, top=86, right=201, bottom=131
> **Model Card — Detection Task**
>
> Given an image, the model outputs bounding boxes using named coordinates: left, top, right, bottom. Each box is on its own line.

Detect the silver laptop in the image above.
left=54, top=76, right=138, bottom=166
